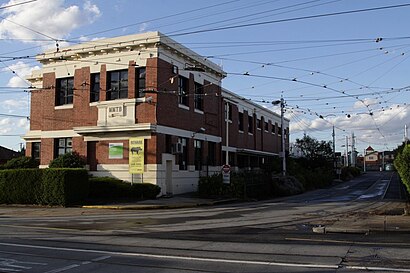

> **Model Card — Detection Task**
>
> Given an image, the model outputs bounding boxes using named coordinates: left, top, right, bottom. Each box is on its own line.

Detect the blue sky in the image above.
left=0, top=0, right=409, bottom=155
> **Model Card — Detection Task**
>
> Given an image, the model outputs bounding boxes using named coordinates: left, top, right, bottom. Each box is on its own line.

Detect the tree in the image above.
left=295, top=135, right=333, bottom=160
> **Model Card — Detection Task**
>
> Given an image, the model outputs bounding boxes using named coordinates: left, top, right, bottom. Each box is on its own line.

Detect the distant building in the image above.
left=24, top=31, right=289, bottom=195
left=356, top=146, right=395, bottom=171
left=0, top=146, right=21, bottom=164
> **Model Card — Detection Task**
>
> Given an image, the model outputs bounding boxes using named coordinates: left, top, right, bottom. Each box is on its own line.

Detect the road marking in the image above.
left=347, top=265, right=410, bottom=272
left=0, top=242, right=339, bottom=270
left=0, top=268, right=21, bottom=272
left=44, top=264, right=80, bottom=273
left=91, top=256, right=111, bottom=262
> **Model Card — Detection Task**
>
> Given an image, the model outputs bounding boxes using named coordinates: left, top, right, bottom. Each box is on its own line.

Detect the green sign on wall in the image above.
left=109, top=143, right=123, bottom=159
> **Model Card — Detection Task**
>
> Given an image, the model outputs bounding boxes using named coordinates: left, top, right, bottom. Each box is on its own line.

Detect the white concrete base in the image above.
left=89, top=157, right=220, bottom=195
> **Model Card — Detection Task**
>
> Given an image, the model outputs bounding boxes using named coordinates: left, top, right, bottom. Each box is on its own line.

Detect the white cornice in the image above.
left=74, top=123, right=155, bottom=135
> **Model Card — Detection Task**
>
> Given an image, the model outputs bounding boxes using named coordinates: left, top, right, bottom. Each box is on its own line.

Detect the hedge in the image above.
left=0, top=156, right=39, bottom=169
left=0, top=168, right=89, bottom=206
left=89, top=176, right=160, bottom=200
left=41, top=168, right=89, bottom=206
left=394, top=144, right=410, bottom=194
left=0, top=169, right=42, bottom=204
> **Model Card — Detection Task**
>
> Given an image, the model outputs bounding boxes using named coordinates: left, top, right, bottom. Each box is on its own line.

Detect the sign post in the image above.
left=222, top=164, right=231, bottom=184
left=129, top=138, right=144, bottom=184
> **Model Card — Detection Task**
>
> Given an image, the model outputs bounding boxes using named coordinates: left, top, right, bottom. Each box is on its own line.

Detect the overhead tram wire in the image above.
left=165, top=0, right=327, bottom=35
left=68, top=0, right=242, bottom=40
left=168, top=3, right=410, bottom=37
left=0, top=15, right=59, bottom=42
left=203, top=0, right=344, bottom=31
left=143, top=0, right=279, bottom=35
left=0, top=0, right=37, bottom=10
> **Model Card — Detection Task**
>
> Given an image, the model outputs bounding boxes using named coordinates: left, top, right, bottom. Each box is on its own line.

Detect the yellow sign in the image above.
left=129, top=138, right=144, bottom=174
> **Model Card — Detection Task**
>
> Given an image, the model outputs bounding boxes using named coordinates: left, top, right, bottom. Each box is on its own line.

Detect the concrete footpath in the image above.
left=82, top=194, right=238, bottom=210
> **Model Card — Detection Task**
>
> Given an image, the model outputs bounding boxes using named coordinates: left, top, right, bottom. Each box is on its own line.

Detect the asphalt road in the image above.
left=0, top=172, right=408, bottom=272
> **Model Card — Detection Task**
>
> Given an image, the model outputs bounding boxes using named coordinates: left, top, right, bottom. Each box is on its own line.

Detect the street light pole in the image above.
left=280, top=97, right=286, bottom=176
left=225, top=102, right=229, bottom=166
left=332, top=125, right=335, bottom=167
left=272, top=98, right=286, bottom=176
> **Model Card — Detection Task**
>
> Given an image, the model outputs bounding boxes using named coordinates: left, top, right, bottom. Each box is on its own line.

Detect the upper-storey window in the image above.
left=90, top=73, right=100, bottom=102
left=238, top=112, right=244, bottom=131
left=194, top=82, right=203, bottom=111
left=178, top=76, right=188, bottom=106
left=137, top=67, right=146, bottom=98
left=248, top=115, right=254, bottom=134
left=107, top=69, right=128, bottom=100
left=257, top=119, right=261, bottom=130
left=56, top=77, right=74, bottom=106
left=225, top=103, right=232, bottom=121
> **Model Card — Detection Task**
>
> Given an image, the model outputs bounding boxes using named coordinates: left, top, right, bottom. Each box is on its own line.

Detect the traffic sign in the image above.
left=222, top=164, right=231, bottom=184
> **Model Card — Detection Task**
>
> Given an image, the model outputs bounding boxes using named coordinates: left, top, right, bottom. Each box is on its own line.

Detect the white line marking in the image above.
left=0, top=268, right=21, bottom=272
left=44, top=264, right=80, bottom=273
left=91, top=256, right=111, bottom=262
left=0, top=242, right=338, bottom=270
left=347, top=265, right=410, bottom=272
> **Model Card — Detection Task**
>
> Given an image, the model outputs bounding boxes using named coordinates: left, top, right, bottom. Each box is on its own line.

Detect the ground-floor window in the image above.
left=55, top=137, right=72, bottom=158
left=178, top=137, right=188, bottom=170
left=31, top=142, right=41, bottom=160
left=207, top=142, right=216, bottom=166
left=194, top=140, right=202, bottom=170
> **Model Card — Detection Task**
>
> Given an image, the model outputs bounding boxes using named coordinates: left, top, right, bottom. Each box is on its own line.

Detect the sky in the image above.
left=0, top=0, right=409, bottom=155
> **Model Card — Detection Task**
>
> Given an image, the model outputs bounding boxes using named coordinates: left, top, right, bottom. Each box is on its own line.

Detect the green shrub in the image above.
left=340, top=166, right=361, bottom=181
left=394, top=145, right=410, bottom=194
left=1, top=156, right=39, bottom=169
left=198, top=172, right=272, bottom=199
left=89, top=177, right=128, bottom=198
left=271, top=175, right=304, bottom=196
left=89, top=176, right=160, bottom=199
left=0, top=169, right=43, bottom=204
left=130, top=183, right=161, bottom=199
left=49, top=152, right=86, bottom=168
left=40, top=168, right=89, bottom=206
left=198, top=174, right=224, bottom=197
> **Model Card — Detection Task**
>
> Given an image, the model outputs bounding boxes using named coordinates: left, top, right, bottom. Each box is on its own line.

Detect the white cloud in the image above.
left=353, top=97, right=379, bottom=109
left=2, top=61, right=40, bottom=87
left=290, top=103, right=410, bottom=151
left=3, top=98, right=28, bottom=109
left=0, top=0, right=101, bottom=42
left=139, top=22, right=148, bottom=33
left=17, top=118, right=29, bottom=129
left=0, top=118, right=11, bottom=126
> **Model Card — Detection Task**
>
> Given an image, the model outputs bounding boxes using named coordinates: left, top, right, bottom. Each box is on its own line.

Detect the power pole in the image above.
left=280, top=97, right=286, bottom=176
left=405, top=124, right=408, bottom=145
left=332, top=125, right=336, bottom=169
left=225, top=102, right=229, bottom=165
left=351, top=132, right=356, bottom=167
left=345, top=135, right=349, bottom=167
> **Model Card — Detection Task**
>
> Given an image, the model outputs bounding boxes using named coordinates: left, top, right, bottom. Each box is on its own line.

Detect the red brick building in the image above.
left=24, top=32, right=289, bottom=195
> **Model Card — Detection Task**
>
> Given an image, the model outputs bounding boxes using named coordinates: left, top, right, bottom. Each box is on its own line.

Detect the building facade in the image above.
left=24, top=32, right=289, bottom=195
